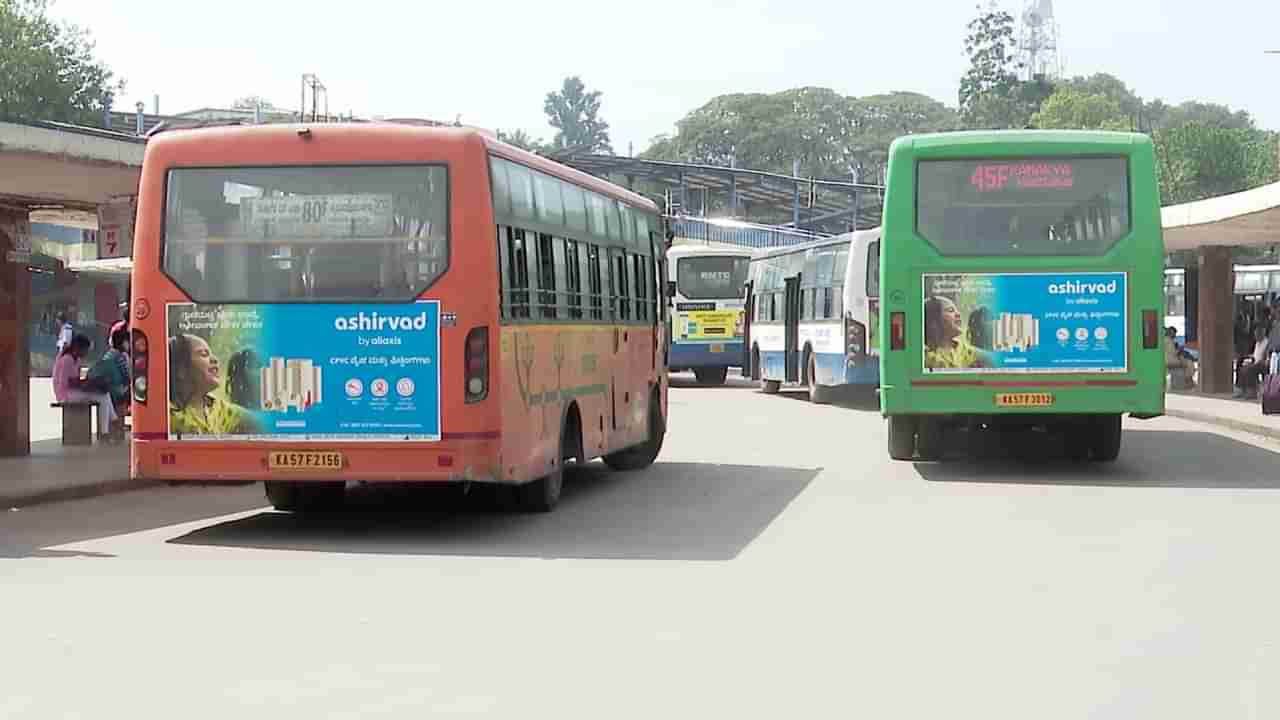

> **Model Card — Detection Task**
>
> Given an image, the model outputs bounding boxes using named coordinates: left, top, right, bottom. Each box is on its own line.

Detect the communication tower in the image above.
left=1018, top=0, right=1062, bottom=80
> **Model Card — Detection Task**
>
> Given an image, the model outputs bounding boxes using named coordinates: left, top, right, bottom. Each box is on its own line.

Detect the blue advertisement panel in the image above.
left=166, top=302, right=441, bottom=441
left=921, top=272, right=1127, bottom=374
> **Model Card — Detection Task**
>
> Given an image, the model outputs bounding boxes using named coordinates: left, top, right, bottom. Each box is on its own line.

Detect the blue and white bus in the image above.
left=744, top=229, right=880, bottom=402
left=666, top=244, right=752, bottom=385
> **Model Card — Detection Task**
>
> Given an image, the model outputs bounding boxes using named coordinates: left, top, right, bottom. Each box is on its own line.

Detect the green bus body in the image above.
left=879, top=131, right=1165, bottom=433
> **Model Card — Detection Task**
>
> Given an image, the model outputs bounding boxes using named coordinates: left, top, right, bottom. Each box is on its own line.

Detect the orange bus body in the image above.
left=129, top=123, right=667, bottom=487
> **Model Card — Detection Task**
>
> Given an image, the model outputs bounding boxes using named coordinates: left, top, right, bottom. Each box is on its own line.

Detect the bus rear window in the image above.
left=677, top=256, right=749, bottom=300
left=915, top=157, right=1130, bottom=256
left=162, top=165, right=448, bottom=302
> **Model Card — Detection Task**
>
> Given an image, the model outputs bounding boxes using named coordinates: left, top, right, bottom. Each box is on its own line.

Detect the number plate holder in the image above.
left=268, top=451, right=345, bottom=470
left=709, top=344, right=724, bottom=353
left=994, top=393, right=1054, bottom=408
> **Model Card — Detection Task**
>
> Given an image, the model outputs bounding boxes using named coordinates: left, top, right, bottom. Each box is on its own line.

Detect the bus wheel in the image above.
left=694, top=367, right=728, bottom=385
left=604, top=391, right=666, bottom=472
left=888, top=416, right=916, bottom=460
left=517, top=426, right=569, bottom=513
left=1090, top=414, right=1123, bottom=462
left=265, top=481, right=344, bottom=512
left=807, top=355, right=832, bottom=404
left=915, top=419, right=944, bottom=461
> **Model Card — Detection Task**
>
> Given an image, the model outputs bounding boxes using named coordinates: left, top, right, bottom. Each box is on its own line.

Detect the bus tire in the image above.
left=915, top=419, right=944, bottom=461
left=1090, top=414, right=1123, bottom=462
left=694, top=367, right=728, bottom=386
left=517, top=417, right=573, bottom=513
left=265, top=481, right=344, bottom=512
left=761, top=379, right=781, bottom=394
left=603, top=390, right=666, bottom=472
left=888, top=416, right=916, bottom=460
left=807, top=355, right=831, bottom=404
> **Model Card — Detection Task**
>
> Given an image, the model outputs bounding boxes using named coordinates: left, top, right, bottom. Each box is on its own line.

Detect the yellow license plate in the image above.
left=268, top=451, right=344, bottom=470
left=995, top=393, right=1055, bottom=408
left=709, top=344, right=724, bottom=353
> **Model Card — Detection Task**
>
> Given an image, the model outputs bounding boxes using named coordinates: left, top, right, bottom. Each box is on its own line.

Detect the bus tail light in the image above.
left=132, top=329, right=149, bottom=404
left=1142, top=310, right=1159, bottom=349
left=465, top=326, right=489, bottom=403
left=890, top=312, right=906, bottom=351
left=845, top=313, right=866, bottom=364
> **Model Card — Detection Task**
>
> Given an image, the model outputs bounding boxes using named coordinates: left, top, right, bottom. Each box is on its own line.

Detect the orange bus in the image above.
left=128, top=123, right=668, bottom=512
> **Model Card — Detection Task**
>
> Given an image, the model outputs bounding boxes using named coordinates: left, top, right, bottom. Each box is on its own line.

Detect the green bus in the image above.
left=879, top=130, right=1165, bottom=462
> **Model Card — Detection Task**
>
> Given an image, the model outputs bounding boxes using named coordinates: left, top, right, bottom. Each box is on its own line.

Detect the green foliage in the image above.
left=496, top=129, right=545, bottom=153
left=0, top=0, right=122, bottom=125
left=1031, top=88, right=1130, bottom=131
left=544, top=76, right=612, bottom=154
left=958, top=6, right=1031, bottom=129
left=642, top=87, right=956, bottom=184
left=1153, top=123, right=1278, bottom=204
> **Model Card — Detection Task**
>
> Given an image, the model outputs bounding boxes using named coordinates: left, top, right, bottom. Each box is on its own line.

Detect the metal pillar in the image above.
left=792, top=159, right=801, bottom=228
left=679, top=172, right=688, bottom=215
left=0, top=209, right=32, bottom=456
left=729, top=174, right=738, bottom=217
left=1196, top=246, right=1234, bottom=394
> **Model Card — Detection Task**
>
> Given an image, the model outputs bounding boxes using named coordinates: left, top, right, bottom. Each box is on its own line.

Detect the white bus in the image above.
left=744, top=228, right=881, bottom=402
left=666, top=244, right=752, bottom=385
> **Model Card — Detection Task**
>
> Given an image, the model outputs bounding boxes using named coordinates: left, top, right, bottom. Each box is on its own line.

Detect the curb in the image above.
left=2, top=478, right=164, bottom=510
left=1164, top=406, right=1280, bottom=443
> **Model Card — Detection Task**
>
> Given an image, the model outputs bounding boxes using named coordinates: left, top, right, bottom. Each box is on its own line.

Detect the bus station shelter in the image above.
left=0, top=120, right=143, bottom=456
left=1162, top=180, right=1280, bottom=394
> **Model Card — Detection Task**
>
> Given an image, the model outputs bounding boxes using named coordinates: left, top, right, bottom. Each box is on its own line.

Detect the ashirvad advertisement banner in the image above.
left=921, top=272, right=1127, bottom=374
left=165, top=302, right=441, bottom=441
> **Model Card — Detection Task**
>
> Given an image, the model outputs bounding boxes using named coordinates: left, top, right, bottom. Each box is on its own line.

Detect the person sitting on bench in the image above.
left=1235, top=326, right=1271, bottom=400
left=52, top=333, right=118, bottom=442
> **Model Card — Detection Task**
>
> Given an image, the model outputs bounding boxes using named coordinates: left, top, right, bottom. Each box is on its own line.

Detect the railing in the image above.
left=670, top=216, right=826, bottom=250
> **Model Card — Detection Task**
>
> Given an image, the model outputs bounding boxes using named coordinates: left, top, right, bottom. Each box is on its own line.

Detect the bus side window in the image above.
left=633, top=253, right=648, bottom=322
left=502, top=227, right=531, bottom=319
left=587, top=244, right=604, bottom=321
left=614, top=250, right=631, bottom=321
left=563, top=238, right=583, bottom=319
left=536, top=232, right=557, bottom=319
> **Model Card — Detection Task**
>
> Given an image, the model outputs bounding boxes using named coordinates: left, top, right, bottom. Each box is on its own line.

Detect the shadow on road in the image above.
left=168, top=461, right=820, bottom=561
left=916, top=428, right=1280, bottom=489
left=1, top=484, right=266, bottom=559
left=667, top=371, right=757, bottom=390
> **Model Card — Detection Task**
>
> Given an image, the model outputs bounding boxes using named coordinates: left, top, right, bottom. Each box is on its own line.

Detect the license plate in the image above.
left=709, top=344, right=724, bottom=353
left=995, top=393, right=1054, bottom=408
left=268, top=451, right=344, bottom=470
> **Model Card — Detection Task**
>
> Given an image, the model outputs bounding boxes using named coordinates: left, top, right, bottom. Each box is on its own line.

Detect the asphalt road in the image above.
left=6, top=373, right=1280, bottom=718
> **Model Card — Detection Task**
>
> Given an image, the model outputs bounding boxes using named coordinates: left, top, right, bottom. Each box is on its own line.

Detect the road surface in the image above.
left=5, top=374, right=1280, bottom=718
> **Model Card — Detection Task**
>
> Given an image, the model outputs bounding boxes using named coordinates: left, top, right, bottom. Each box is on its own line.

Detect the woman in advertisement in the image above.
left=924, top=296, right=987, bottom=371
left=169, top=333, right=257, bottom=436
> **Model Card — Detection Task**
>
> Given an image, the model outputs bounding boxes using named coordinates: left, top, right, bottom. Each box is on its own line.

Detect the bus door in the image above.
left=741, top=279, right=754, bottom=377
left=784, top=274, right=802, bottom=382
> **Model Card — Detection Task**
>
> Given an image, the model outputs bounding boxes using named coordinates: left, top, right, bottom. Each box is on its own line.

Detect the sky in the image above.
left=50, top=0, right=1280, bottom=155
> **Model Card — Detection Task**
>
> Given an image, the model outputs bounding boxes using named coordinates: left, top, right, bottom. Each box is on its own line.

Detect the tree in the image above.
left=1031, top=88, right=1130, bottom=130
left=544, top=76, right=612, bottom=154
left=957, top=6, right=1027, bottom=129
left=0, top=0, right=122, bottom=125
left=1153, top=123, right=1278, bottom=205
left=496, top=129, right=545, bottom=153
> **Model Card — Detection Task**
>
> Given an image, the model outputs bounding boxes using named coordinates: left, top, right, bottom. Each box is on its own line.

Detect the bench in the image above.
left=50, top=401, right=97, bottom=446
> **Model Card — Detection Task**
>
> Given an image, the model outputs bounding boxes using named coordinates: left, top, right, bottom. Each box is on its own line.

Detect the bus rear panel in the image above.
left=878, top=131, right=1165, bottom=460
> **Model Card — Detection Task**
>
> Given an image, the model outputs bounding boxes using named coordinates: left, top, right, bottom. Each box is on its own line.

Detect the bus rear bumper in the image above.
left=669, top=341, right=743, bottom=370
left=880, top=382, right=1165, bottom=420
left=130, top=440, right=504, bottom=484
